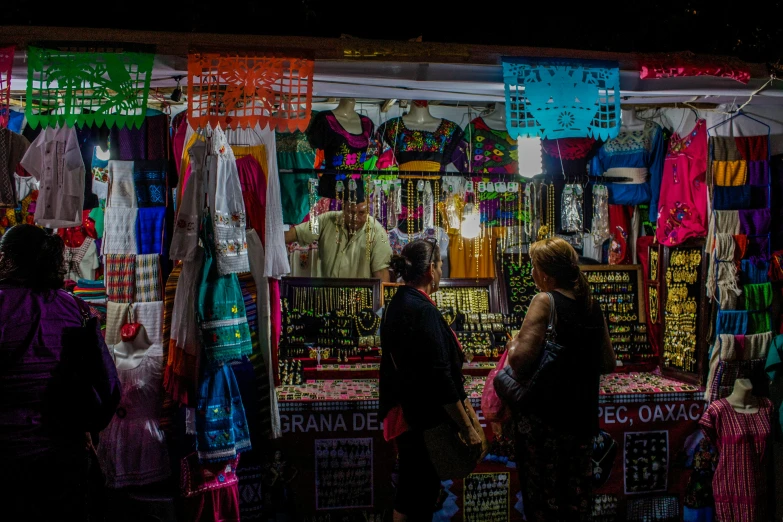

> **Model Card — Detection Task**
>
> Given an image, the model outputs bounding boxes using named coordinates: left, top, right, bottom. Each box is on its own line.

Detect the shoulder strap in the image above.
left=70, top=293, right=92, bottom=327
left=545, top=292, right=558, bottom=339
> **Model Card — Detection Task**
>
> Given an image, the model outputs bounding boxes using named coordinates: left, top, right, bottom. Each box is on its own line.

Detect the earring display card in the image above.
left=500, top=253, right=537, bottom=321
left=463, top=472, right=510, bottom=522
left=624, top=431, right=669, bottom=495
left=314, top=438, right=373, bottom=510
left=592, top=494, right=618, bottom=522
left=625, top=496, right=679, bottom=522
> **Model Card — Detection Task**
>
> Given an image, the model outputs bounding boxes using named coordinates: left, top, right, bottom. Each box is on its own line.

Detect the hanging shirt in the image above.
left=20, top=126, right=85, bottom=229
left=276, top=129, right=316, bottom=225
left=0, top=129, right=30, bottom=208
left=376, top=117, right=468, bottom=172
left=467, top=117, right=518, bottom=174
left=656, top=119, right=708, bottom=246
left=293, top=211, right=392, bottom=278
left=590, top=121, right=667, bottom=210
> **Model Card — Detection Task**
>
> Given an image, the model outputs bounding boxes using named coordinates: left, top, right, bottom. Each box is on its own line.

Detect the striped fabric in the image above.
left=160, top=263, right=181, bottom=434
left=239, top=274, right=273, bottom=440
left=700, top=398, right=773, bottom=522
left=135, top=254, right=162, bottom=302
left=105, top=254, right=136, bottom=303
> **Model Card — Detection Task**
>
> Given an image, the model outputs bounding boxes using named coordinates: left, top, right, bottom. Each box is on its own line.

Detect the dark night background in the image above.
left=5, top=1, right=783, bottom=63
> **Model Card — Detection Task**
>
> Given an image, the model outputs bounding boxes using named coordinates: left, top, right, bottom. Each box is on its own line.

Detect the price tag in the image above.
left=495, top=182, right=507, bottom=193
left=477, top=181, right=487, bottom=192
left=486, top=182, right=496, bottom=193
left=465, top=181, right=475, bottom=193
left=507, top=182, right=520, bottom=193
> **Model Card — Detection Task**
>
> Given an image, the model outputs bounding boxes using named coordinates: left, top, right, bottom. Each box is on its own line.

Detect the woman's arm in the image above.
left=506, top=292, right=550, bottom=375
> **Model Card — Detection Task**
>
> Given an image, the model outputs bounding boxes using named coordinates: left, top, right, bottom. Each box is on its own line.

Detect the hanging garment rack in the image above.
left=279, top=168, right=633, bottom=183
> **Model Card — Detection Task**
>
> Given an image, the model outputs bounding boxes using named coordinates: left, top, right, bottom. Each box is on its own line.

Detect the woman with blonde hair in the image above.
left=504, top=237, right=616, bottom=521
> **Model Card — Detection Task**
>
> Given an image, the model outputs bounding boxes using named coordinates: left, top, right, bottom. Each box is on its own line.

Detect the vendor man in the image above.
left=284, top=196, right=392, bottom=282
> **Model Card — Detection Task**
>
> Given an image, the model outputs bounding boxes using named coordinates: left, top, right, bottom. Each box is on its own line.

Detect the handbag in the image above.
left=492, top=292, right=565, bottom=413
left=481, top=349, right=511, bottom=423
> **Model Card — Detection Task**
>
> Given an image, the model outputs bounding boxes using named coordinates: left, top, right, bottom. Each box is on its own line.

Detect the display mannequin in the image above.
left=481, top=102, right=507, bottom=131
left=402, top=100, right=442, bottom=132
left=620, top=108, right=647, bottom=132
left=726, top=378, right=760, bottom=413
left=112, top=325, right=153, bottom=371
left=331, top=98, right=364, bottom=135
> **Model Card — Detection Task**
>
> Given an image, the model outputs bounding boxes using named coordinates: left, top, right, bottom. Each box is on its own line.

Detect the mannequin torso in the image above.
left=726, top=378, right=759, bottom=414
left=331, top=98, right=364, bottom=135
left=113, top=325, right=153, bottom=371
left=402, top=101, right=442, bottom=132
left=481, top=102, right=507, bottom=131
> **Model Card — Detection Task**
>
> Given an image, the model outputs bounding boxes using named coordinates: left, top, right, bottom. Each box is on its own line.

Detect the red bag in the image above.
left=481, top=350, right=511, bottom=423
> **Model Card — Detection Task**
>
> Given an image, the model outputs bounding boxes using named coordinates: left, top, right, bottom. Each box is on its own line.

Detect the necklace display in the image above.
left=308, top=177, right=320, bottom=234
left=291, top=286, right=373, bottom=316
left=663, top=248, right=701, bottom=372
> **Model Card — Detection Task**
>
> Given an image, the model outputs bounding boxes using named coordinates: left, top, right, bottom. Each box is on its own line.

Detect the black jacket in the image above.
left=379, top=286, right=466, bottom=431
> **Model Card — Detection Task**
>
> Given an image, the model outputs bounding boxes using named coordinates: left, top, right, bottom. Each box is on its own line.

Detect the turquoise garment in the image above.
left=197, top=217, right=253, bottom=365
left=764, top=335, right=783, bottom=433
left=196, top=364, right=252, bottom=463
left=277, top=126, right=316, bottom=225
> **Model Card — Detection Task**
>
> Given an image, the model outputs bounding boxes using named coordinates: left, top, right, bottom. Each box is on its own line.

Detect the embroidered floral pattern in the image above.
left=469, top=118, right=519, bottom=174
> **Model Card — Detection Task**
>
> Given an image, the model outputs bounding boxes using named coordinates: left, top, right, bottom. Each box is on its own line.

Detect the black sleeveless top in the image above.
left=535, top=291, right=605, bottom=439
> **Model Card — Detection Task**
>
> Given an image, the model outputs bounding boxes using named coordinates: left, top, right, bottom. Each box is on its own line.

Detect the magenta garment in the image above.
left=236, top=155, right=267, bottom=236
left=656, top=119, right=708, bottom=246
left=173, top=118, right=188, bottom=175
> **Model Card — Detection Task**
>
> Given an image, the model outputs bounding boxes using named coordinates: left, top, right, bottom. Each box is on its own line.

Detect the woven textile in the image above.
left=133, top=160, right=167, bottom=207
left=0, top=47, right=12, bottom=128
left=713, top=160, right=748, bottom=186
left=107, top=160, right=136, bottom=208
left=502, top=58, right=621, bottom=140
left=136, top=207, right=166, bottom=255
left=187, top=53, right=314, bottom=131
left=145, top=114, right=169, bottom=161
left=25, top=47, right=153, bottom=129
left=195, top=365, right=252, bottom=463
left=105, top=254, right=136, bottom=303
left=197, top=217, right=253, bottom=366
left=106, top=301, right=131, bottom=346
left=135, top=254, right=162, bottom=302
left=160, top=263, right=180, bottom=432
left=709, top=359, right=770, bottom=402
left=111, top=125, right=146, bottom=161
left=102, top=207, right=138, bottom=255
left=132, top=301, right=164, bottom=346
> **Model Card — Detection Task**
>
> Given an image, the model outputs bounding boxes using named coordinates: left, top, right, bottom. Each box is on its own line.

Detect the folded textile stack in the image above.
left=73, top=279, right=108, bottom=316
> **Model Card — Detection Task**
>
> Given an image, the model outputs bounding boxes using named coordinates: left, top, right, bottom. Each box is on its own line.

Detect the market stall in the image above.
left=0, top=27, right=782, bottom=522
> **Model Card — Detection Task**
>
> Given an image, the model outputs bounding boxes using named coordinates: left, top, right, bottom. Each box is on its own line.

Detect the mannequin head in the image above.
left=335, top=98, right=356, bottom=111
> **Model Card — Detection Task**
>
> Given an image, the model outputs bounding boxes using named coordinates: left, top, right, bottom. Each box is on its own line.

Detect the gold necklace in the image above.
left=407, top=180, right=414, bottom=238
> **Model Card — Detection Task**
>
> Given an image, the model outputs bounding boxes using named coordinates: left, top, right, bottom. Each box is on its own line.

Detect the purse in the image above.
left=481, top=349, right=511, bottom=423
left=492, top=292, right=566, bottom=413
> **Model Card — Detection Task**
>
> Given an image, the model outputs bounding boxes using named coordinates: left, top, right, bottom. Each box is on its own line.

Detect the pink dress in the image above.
left=655, top=119, right=708, bottom=246
left=699, top=397, right=773, bottom=522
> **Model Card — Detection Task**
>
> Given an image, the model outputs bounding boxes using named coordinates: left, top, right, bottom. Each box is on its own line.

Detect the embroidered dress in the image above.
left=656, top=119, right=708, bottom=246
left=98, top=343, right=170, bottom=488
left=377, top=117, right=467, bottom=172
left=197, top=217, right=253, bottom=366
left=106, top=160, right=137, bottom=208
left=170, top=140, right=206, bottom=262
left=209, top=128, right=249, bottom=275
left=0, top=128, right=30, bottom=207
left=63, top=236, right=98, bottom=281
left=467, top=117, right=518, bottom=174
left=700, top=398, right=773, bottom=522
left=20, top=126, right=85, bottom=229
left=590, top=121, right=667, bottom=210
left=196, top=364, right=252, bottom=463
left=133, top=160, right=167, bottom=207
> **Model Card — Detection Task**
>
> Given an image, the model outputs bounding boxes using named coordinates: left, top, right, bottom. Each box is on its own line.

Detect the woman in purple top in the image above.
left=0, top=224, right=121, bottom=520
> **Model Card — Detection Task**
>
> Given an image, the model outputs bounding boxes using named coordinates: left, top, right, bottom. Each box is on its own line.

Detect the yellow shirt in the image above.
left=294, top=212, right=392, bottom=278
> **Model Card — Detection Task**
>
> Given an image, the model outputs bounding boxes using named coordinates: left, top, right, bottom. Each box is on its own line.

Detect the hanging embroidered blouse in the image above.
left=376, top=117, right=468, bottom=172
left=307, top=111, right=377, bottom=199
left=467, top=117, right=518, bottom=174
left=19, top=126, right=85, bottom=229
left=590, top=121, right=667, bottom=210
left=655, top=119, right=708, bottom=247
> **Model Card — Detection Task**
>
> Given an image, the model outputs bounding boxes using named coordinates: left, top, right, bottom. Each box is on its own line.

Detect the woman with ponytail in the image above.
left=0, top=225, right=120, bottom=520
left=504, top=237, right=615, bottom=521
left=380, top=239, right=481, bottom=521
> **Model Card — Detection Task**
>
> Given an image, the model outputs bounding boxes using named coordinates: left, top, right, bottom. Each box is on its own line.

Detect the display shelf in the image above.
left=659, top=239, right=710, bottom=385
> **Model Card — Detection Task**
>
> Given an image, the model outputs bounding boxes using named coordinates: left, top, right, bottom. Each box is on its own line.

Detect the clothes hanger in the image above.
left=707, top=108, right=771, bottom=136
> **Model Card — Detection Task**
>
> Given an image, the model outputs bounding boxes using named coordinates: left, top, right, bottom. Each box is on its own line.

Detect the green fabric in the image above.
left=197, top=216, right=253, bottom=366
left=747, top=311, right=772, bottom=334
left=276, top=130, right=316, bottom=224
left=26, top=47, right=154, bottom=129
left=744, top=282, right=773, bottom=311
left=89, top=207, right=104, bottom=238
